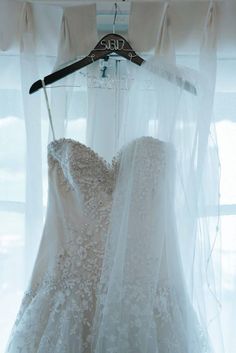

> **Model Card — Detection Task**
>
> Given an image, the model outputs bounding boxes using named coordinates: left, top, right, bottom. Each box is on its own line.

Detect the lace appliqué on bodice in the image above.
left=6, top=139, right=122, bottom=353
left=5, top=137, right=210, bottom=353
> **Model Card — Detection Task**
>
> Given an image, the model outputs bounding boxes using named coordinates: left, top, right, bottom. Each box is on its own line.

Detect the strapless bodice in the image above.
left=6, top=136, right=176, bottom=353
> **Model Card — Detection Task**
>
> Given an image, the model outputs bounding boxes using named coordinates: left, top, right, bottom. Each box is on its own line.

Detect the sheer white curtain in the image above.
left=0, top=1, right=235, bottom=353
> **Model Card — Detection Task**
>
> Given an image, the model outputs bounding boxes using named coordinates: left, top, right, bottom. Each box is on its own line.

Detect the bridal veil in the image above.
left=86, top=56, right=223, bottom=353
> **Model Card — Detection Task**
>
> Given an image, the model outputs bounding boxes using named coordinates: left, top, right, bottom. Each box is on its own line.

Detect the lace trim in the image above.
left=47, top=138, right=121, bottom=196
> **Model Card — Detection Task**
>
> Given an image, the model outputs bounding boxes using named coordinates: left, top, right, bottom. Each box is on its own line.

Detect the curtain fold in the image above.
left=154, top=2, right=175, bottom=63
left=20, top=3, right=43, bottom=282
left=128, top=1, right=160, bottom=52
left=54, top=4, right=98, bottom=69
left=195, top=3, right=224, bottom=353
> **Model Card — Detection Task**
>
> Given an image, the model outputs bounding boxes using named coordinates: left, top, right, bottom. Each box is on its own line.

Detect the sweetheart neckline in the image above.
left=47, top=136, right=166, bottom=167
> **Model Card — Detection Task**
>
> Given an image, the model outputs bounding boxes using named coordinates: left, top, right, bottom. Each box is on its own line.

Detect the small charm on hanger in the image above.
left=100, top=56, right=109, bottom=78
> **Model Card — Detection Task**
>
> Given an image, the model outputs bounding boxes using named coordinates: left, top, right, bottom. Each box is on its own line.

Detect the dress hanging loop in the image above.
left=41, top=78, right=56, bottom=141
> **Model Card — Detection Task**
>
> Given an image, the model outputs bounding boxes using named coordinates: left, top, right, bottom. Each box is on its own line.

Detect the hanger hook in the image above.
left=113, top=3, right=118, bottom=34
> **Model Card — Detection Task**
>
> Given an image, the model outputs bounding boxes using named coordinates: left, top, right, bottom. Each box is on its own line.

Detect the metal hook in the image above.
left=113, top=3, right=118, bottom=34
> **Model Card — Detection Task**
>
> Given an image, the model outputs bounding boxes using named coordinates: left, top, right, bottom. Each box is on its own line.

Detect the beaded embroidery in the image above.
left=7, top=137, right=205, bottom=353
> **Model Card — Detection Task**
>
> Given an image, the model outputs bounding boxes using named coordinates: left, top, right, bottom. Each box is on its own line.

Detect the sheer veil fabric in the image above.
left=89, top=5, right=223, bottom=351
left=87, top=57, right=222, bottom=353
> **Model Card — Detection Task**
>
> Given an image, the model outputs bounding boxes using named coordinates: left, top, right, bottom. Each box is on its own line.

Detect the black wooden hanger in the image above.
left=29, top=32, right=144, bottom=94
left=29, top=3, right=197, bottom=95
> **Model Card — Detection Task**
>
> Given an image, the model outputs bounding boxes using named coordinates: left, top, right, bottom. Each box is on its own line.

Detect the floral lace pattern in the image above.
left=47, top=138, right=120, bottom=194
left=6, top=138, right=122, bottom=353
left=5, top=137, right=211, bottom=353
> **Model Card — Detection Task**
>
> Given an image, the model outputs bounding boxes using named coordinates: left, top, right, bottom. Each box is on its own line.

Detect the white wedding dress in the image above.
left=5, top=136, right=210, bottom=353
left=5, top=55, right=220, bottom=353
